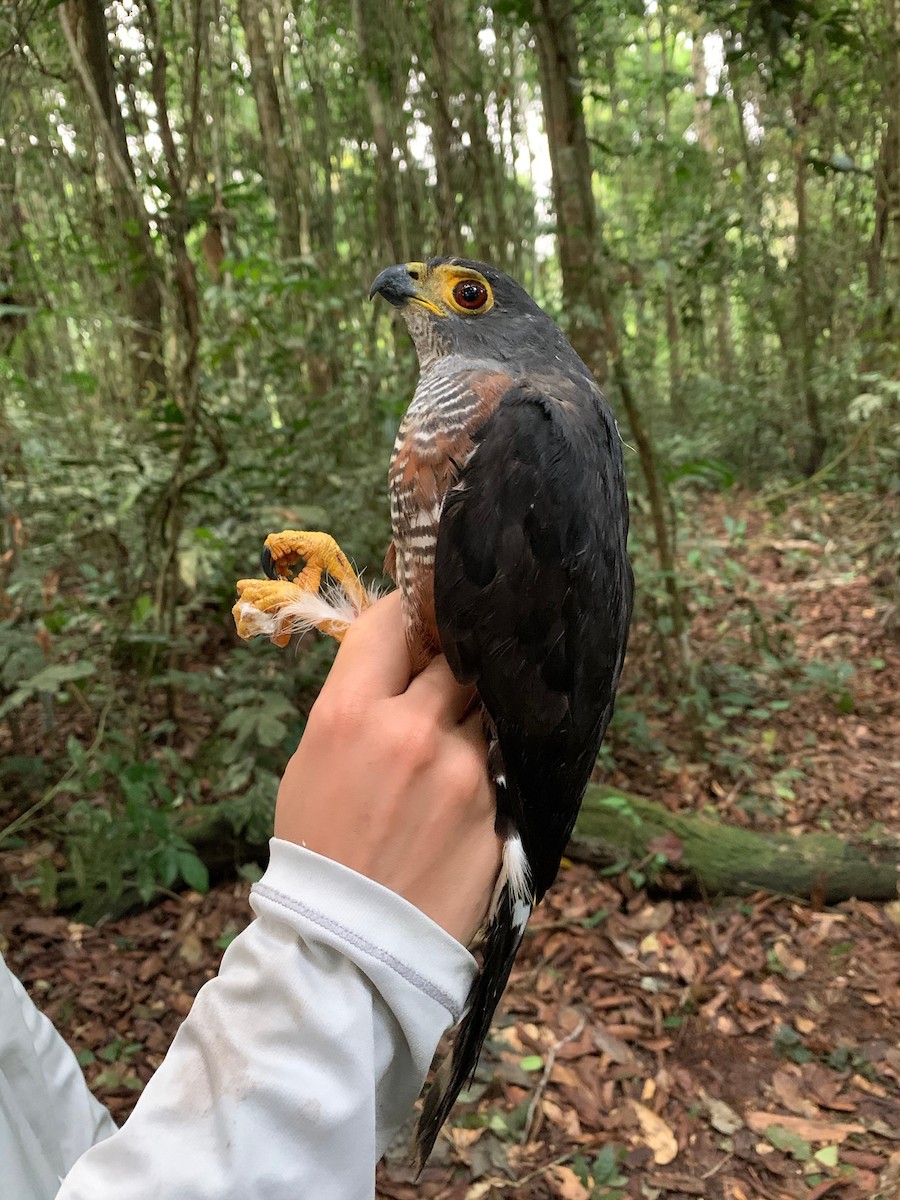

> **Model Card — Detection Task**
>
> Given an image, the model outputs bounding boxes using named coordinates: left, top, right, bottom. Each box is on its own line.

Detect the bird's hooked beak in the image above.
left=369, top=262, right=441, bottom=314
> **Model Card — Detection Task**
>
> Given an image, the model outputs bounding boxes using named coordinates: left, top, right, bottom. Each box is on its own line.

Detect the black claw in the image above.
left=260, top=545, right=279, bottom=580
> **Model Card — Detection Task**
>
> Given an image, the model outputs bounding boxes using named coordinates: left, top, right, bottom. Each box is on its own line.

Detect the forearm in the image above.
left=58, top=839, right=476, bottom=1200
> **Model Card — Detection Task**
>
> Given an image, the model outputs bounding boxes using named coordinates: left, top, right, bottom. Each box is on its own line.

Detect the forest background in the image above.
left=1, top=1, right=899, bottom=1197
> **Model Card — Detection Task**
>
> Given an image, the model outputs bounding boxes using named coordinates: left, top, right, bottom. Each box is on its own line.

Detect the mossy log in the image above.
left=179, top=784, right=900, bottom=904
left=60, top=784, right=900, bottom=920
left=571, top=785, right=900, bottom=903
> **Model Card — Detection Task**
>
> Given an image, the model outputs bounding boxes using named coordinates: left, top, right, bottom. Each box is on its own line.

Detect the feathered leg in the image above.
left=233, top=529, right=375, bottom=646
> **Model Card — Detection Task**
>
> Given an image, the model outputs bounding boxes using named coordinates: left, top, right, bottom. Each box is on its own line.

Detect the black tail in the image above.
left=413, top=882, right=529, bottom=1170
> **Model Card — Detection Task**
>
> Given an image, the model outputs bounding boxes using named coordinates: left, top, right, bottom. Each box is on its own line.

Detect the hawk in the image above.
left=233, top=257, right=633, bottom=1167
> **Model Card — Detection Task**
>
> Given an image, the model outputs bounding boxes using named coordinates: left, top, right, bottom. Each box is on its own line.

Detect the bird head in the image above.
left=369, top=257, right=563, bottom=371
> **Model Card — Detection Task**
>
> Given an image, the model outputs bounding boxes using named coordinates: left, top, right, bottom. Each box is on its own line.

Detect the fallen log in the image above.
left=180, top=783, right=900, bottom=905
left=571, top=785, right=900, bottom=903
left=58, top=783, right=900, bottom=921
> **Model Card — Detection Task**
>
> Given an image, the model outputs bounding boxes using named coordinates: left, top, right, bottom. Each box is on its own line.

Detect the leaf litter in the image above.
left=1, top=495, right=899, bottom=1199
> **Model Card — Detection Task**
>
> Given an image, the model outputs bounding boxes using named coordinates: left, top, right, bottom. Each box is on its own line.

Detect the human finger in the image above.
left=406, top=652, right=479, bottom=725
left=321, top=589, right=411, bottom=700
left=454, top=708, right=499, bottom=816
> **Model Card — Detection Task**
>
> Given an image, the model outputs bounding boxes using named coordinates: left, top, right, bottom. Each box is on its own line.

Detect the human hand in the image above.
left=275, top=591, right=502, bottom=944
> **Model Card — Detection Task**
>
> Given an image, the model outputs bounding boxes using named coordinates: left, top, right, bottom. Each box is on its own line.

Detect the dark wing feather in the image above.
left=434, top=380, right=633, bottom=901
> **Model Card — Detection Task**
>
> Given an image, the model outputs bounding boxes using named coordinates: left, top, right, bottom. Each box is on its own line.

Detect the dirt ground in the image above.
left=2, top=493, right=899, bottom=1198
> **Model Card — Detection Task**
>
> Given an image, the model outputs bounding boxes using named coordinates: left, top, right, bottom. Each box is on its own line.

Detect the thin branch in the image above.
left=522, top=1015, right=586, bottom=1144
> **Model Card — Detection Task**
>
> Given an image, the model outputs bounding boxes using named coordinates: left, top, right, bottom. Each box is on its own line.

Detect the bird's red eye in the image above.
left=453, top=279, right=489, bottom=311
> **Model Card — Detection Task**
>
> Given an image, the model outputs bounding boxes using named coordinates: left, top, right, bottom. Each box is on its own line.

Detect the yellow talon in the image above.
left=261, top=530, right=369, bottom=614
left=232, top=530, right=371, bottom=647
left=232, top=578, right=307, bottom=647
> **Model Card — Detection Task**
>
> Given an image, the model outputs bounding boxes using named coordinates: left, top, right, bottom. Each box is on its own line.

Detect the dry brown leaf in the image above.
left=841, top=1149, right=886, bottom=1169
left=607, top=932, right=638, bottom=959
left=848, top=1172, right=879, bottom=1195
left=21, top=916, right=67, bottom=937
left=667, top=942, right=697, bottom=982
left=640, top=932, right=661, bottom=955
left=624, top=901, right=674, bottom=933
left=745, top=1111, right=864, bottom=1141
left=722, top=1180, right=752, bottom=1200
left=646, top=1173, right=706, bottom=1196
left=851, top=1073, right=887, bottom=1098
left=630, top=1101, right=678, bottom=1165
left=806, top=1068, right=857, bottom=1112
left=771, top=1070, right=820, bottom=1118
left=464, top=1181, right=502, bottom=1200
left=169, top=991, right=194, bottom=1017
left=137, top=954, right=165, bottom=983
left=772, top=940, right=806, bottom=979
left=879, top=1150, right=900, bottom=1195
left=447, top=1127, right=485, bottom=1150
left=866, top=1119, right=900, bottom=1141
left=547, top=1165, right=591, bottom=1200
left=701, top=1091, right=743, bottom=1135
left=592, top=1027, right=635, bottom=1064
left=542, top=1097, right=581, bottom=1139
left=549, top=1062, right=582, bottom=1088
left=178, top=932, right=204, bottom=965
left=499, top=1027, right=526, bottom=1054
left=805, top=1181, right=851, bottom=1200
left=714, top=1014, right=741, bottom=1036
left=758, top=978, right=788, bottom=1004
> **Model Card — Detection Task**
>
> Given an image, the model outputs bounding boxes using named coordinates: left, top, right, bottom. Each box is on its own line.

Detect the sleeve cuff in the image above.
left=251, top=838, right=477, bottom=1022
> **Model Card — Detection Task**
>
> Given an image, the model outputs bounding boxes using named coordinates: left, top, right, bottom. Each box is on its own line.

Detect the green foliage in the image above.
left=572, top=1144, right=630, bottom=1197
left=0, top=660, right=96, bottom=720
left=0, top=538, right=311, bottom=916
left=53, top=742, right=208, bottom=909
left=1, top=0, right=896, bottom=921
left=77, top=1038, right=145, bottom=1094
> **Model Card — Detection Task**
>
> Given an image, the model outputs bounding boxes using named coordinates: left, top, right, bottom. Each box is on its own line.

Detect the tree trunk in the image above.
left=425, top=0, right=464, bottom=250
left=867, top=111, right=899, bottom=306
left=61, top=0, right=167, bottom=399
left=715, top=283, right=735, bottom=385
left=571, top=785, right=900, bottom=904
left=143, top=0, right=226, bottom=638
left=236, top=0, right=305, bottom=261
left=532, top=0, right=686, bottom=663
left=610, top=355, right=687, bottom=658
left=0, top=147, right=33, bottom=360
left=352, top=0, right=406, bottom=265
left=728, top=74, right=791, bottom=364
left=864, top=0, right=900, bottom=355
left=531, top=0, right=607, bottom=385
left=269, top=0, right=315, bottom=258
left=310, top=77, right=336, bottom=256
left=459, top=32, right=506, bottom=264
left=658, top=6, right=686, bottom=424
left=690, top=17, right=713, bottom=154
left=792, top=92, right=826, bottom=476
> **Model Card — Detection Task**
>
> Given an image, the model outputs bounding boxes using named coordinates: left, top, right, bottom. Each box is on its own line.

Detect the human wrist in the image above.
left=254, top=838, right=478, bottom=1005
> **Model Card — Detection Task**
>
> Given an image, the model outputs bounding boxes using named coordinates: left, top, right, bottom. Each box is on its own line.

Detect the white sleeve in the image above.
left=57, top=838, right=476, bottom=1200
left=0, top=952, right=117, bottom=1200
